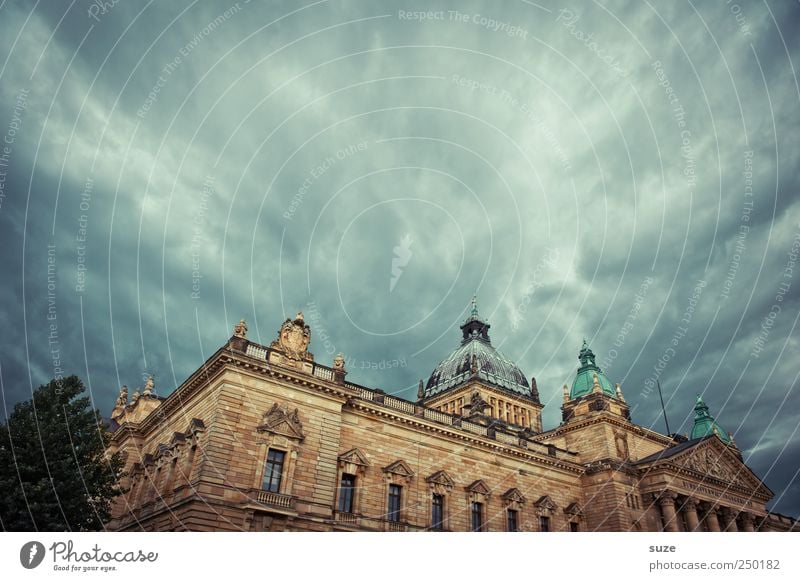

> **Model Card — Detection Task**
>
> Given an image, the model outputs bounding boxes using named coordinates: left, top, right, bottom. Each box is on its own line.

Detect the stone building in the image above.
left=106, top=304, right=795, bottom=532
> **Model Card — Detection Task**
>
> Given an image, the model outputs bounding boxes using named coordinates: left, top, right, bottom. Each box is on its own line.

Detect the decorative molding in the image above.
left=256, top=403, right=305, bottom=442
left=382, top=459, right=415, bottom=480
left=465, top=479, right=492, bottom=501
left=426, top=470, right=456, bottom=494
left=501, top=487, right=526, bottom=508
left=338, top=448, right=370, bottom=475
left=534, top=495, right=557, bottom=516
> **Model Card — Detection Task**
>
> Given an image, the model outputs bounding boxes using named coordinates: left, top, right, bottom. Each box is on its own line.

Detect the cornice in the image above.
left=344, top=398, right=584, bottom=476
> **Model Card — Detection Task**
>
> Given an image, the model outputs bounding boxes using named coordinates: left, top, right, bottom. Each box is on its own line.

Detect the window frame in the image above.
left=539, top=515, right=551, bottom=532
left=388, top=484, right=402, bottom=522
left=507, top=508, right=519, bottom=532
left=471, top=501, right=484, bottom=532
left=262, top=448, right=287, bottom=493
left=431, top=493, right=444, bottom=530
left=338, top=473, right=357, bottom=514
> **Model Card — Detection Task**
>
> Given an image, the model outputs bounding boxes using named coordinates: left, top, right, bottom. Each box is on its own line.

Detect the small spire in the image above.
left=592, top=373, right=602, bottom=394
left=470, top=295, right=479, bottom=318
left=417, top=379, right=424, bottom=400
left=143, top=375, right=155, bottom=397
left=563, top=384, right=570, bottom=403
left=530, top=376, right=540, bottom=403
left=615, top=383, right=625, bottom=402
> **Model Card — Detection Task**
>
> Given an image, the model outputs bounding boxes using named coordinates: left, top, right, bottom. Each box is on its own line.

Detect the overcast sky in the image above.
left=0, top=0, right=798, bottom=516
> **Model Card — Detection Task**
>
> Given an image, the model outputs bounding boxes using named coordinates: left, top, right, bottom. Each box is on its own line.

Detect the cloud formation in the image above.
left=0, top=0, right=798, bottom=515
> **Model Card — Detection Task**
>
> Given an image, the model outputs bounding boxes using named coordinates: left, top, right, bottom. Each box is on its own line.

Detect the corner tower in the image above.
left=421, top=298, right=543, bottom=432
left=561, top=340, right=630, bottom=424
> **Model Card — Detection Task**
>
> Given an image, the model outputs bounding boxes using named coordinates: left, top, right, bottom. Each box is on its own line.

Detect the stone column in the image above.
left=658, top=493, right=679, bottom=532
left=701, top=503, right=721, bottom=532
left=720, top=507, right=739, bottom=532
left=740, top=513, right=756, bottom=532
left=682, top=498, right=701, bottom=532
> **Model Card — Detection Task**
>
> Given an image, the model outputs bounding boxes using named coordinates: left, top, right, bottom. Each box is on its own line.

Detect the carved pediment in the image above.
left=257, top=403, right=305, bottom=441
left=466, top=479, right=492, bottom=498
left=426, top=470, right=456, bottom=491
left=678, top=441, right=763, bottom=490
left=534, top=495, right=558, bottom=512
left=338, top=448, right=370, bottom=468
left=564, top=502, right=583, bottom=516
left=502, top=487, right=526, bottom=504
left=644, top=437, right=768, bottom=495
left=383, top=459, right=415, bottom=479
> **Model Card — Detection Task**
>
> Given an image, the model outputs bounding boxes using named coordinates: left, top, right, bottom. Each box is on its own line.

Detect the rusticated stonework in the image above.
left=104, top=316, right=796, bottom=532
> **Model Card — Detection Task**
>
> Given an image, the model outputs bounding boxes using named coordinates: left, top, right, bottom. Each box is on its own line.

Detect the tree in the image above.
left=0, top=375, right=124, bottom=531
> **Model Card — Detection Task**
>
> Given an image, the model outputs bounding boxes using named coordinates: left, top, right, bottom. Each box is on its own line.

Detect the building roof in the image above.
left=570, top=339, right=617, bottom=398
left=424, top=298, right=530, bottom=398
left=633, top=436, right=709, bottom=465
left=690, top=394, right=731, bottom=444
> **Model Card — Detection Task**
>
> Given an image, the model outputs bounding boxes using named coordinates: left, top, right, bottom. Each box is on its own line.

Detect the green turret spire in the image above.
left=690, top=394, right=732, bottom=444
left=570, top=340, right=616, bottom=399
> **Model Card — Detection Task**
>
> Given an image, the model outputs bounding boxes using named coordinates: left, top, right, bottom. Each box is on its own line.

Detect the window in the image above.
left=570, top=521, right=579, bottom=532
left=539, top=516, right=551, bottom=532
left=388, top=484, right=402, bottom=522
left=262, top=449, right=286, bottom=493
left=507, top=509, right=519, bottom=532
left=338, top=474, right=356, bottom=513
left=431, top=494, right=444, bottom=530
left=471, top=502, right=484, bottom=532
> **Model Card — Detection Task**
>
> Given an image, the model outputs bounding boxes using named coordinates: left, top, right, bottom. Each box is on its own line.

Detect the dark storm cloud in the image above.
left=0, top=0, right=798, bottom=515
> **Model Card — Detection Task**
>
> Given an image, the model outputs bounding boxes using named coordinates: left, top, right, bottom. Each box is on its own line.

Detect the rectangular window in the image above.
left=507, top=509, right=519, bottom=532
left=388, top=484, right=402, bottom=522
left=431, top=494, right=444, bottom=530
left=338, top=473, right=356, bottom=513
left=471, top=502, right=484, bottom=532
left=570, top=521, right=579, bottom=532
left=539, top=515, right=550, bottom=532
left=262, top=449, right=286, bottom=493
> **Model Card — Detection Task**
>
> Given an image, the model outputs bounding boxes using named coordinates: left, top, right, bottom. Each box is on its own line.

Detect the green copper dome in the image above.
left=690, top=395, right=731, bottom=444
left=570, top=340, right=616, bottom=399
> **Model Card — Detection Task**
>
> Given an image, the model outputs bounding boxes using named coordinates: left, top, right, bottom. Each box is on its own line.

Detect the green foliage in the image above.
left=0, top=375, right=124, bottom=531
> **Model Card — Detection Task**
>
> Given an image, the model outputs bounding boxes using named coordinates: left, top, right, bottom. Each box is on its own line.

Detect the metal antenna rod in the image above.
left=657, top=379, right=671, bottom=435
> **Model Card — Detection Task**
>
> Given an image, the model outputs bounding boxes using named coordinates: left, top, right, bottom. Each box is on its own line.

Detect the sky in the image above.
left=0, top=0, right=798, bottom=517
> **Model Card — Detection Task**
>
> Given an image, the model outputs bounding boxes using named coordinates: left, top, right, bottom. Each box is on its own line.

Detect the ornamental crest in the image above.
left=271, top=312, right=313, bottom=361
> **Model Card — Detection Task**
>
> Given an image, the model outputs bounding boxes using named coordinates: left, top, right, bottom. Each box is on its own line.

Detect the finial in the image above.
left=530, top=376, right=540, bottom=403
left=470, top=295, right=479, bottom=318
left=233, top=318, right=248, bottom=339
left=131, top=387, right=141, bottom=403
left=114, top=385, right=128, bottom=409
left=563, top=384, right=569, bottom=403
left=295, top=311, right=304, bottom=322
left=592, top=373, right=602, bottom=394
left=417, top=379, right=424, bottom=400
left=333, top=353, right=345, bottom=371
left=615, top=383, right=625, bottom=402
left=143, top=375, right=154, bottom=397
